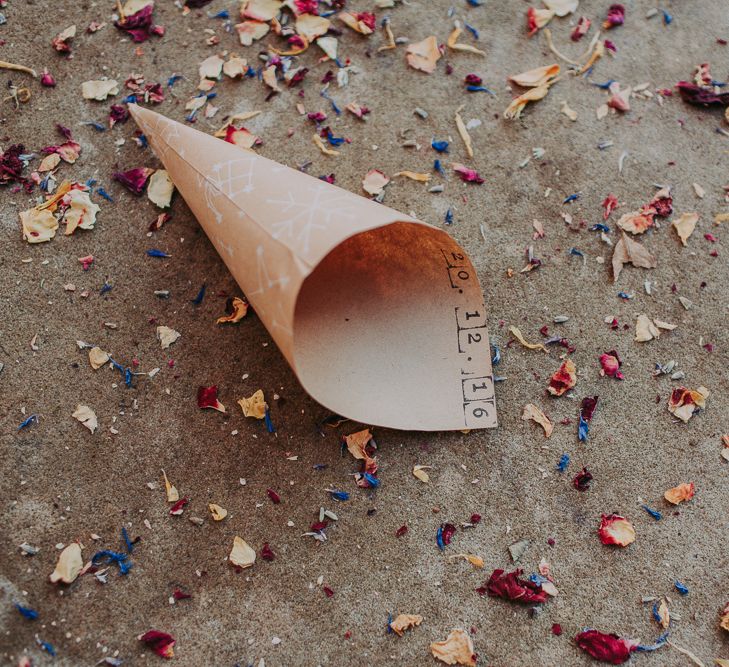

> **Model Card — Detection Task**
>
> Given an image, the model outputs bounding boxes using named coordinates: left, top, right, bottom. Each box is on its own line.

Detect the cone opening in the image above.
left=292, top=221, right=487, bottom=430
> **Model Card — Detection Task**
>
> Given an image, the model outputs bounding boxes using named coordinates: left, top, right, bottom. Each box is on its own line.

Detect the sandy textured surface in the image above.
left=1, top=1, right=728, bottom=665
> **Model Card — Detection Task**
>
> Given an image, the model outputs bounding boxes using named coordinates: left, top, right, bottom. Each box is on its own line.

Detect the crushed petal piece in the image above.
left=362, top=169, right=390, bottom=196
left=209, top=503, right=228, bottom=521
left=81, top=79, right=120, bottom=101
left=235, top=20, right=269, bottom=46
left=612, top=233, right=656, bottom=282
left=72, top=404, right=98, bottom=433
left=664, top=482, right=695, bottom=505
left=547, top=359, right=577, bottom=396
left=673, top=212, right=699, bottom=246
left=157, top=325, right=181, bottom=349
left=390, top=613, right=423, bottom=637
left=412, top=464, right=431, bottom=483
left=238, top=389, right=267, bottom=419
left=198, top=385, right=226, bottom=412
left=147, top=169, right=174, bottom=208
left=406, top=36, right=442, bottom=74
left=509, top=64, right=560, bottom=88
left=216, top=296, right=249, bottom=324
left=20, top=207, right=58, bottom=244
left=668, top=386, right=709, bottom=423
left=229, top=536, right=256, bottom=568
left=430, top=628, right=476, bottom=666
left=49, top=543, right=83, bottom=584
left=522, top=403, right=553, bottom=437
left=88, top=347, right=110, bottom=370
left=162, top=469, right=179, bottom=503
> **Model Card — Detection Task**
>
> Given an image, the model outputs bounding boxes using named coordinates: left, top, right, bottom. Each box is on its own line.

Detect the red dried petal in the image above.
left=601, top=193, right=618, bottom=220
left=115, top=5, right=163, bottom=43
left=356, top=12, right=376, bottom=31
left=575, top=629, right=636, bottom=664
left=571, top=17, right=591, bottom=41
left=470, top=513, right=482, bottom=524
left=169, top=497, right=189, bottom=515
left=323, top=585, right=335, bottom=597
left=483, top=568, right=548, bottom=604
left=140, top=630, right=176, bottom=659
left=547, top=360, right=577, bottom=396
left=676, top=81, right=729, bottom=107
left=602, top=4, right=625, bottom=29
left=573, top=468, right=593, bottom=491
left=599, top=352, right=623, bottom=380
left=197, top=385, right=225, bottom=411
left=261, top=542, right=275, bottom=561
left=395, top=524, right=408, bottom=537
left=172, top=588, right=191, bottom=600
left=440, top=522, right=456, bottom=546
left=266, top=488, right=281, bottom=504
left=113, top=167, right=153, bottom=195
left=580, top=396, right=599, bottom=422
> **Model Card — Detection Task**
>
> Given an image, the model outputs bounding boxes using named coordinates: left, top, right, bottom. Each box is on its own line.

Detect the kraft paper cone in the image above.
left=130, top=105, right=497, bottom=431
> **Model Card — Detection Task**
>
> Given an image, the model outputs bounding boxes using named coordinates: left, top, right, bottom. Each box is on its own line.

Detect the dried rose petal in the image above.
left=571, top=16, right=591, bottom=41
left=598, top=514, right=635, bottom=547
left=172, top=588, right=191, bottom=600
left=599, top=351, right=623, bottom=379
left=395, top=524, right=408, bottom=537
left=664, top=482, right=695, bottom=505
left=547, top=359, right=577, bottom=396
left=113, top=167, right=154, bottom=195
left=526, top=7, right=555, bottom=36
left=580, top=396, right=599, bottom=422
left=0, top=144, right=27, bottom=185
left=260, top=542, right=275, bottom=560
left=294, top=0, right=318, bottom=14
left=115, top=5, right=163, bottom=43
left=430, top=628, right=476, bottom=667
left=266, top=488, right=281, bottom=504
left=440, top=522, right=456, bottom=547
left=109, top=104, right=130, bottom=127
left=602, top=3, right=625, bottom=29
left=676, top=81, right=729, bottom=107
left=573, top=468, right=593, bottom=491
left=575, top=629, right=636, bottom=664
left=601, top=193, right=618, bottom=220
left=390, top=613, right=423, bottom=637
left=323, top=585, right=335, bottom=597
left=169, top=497, right=189, bottom=515
left=668, top=386, right=709, bottom=423
left=405, top=35, right=442, bottom=74
left=139, top=630, right=176, bottom=659
left=40, top=69, right=56, bottom=87
left=481, top=568, right=548, bottom=604
left=452, top=163, right=484, bottom=184
left=197, top=385, right=226, bottom=412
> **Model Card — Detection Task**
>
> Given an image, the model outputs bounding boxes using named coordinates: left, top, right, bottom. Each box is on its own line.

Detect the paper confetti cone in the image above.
left=130, top=105, right=496, bottom=430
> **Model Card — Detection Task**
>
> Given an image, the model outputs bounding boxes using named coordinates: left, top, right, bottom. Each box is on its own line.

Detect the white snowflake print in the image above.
left=265, top=181, right=356, bottom=254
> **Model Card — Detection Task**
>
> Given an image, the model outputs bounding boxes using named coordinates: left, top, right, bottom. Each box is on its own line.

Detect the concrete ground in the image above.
left=1, top=0, right=728, bottom=665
